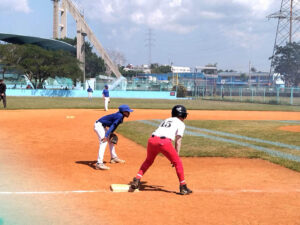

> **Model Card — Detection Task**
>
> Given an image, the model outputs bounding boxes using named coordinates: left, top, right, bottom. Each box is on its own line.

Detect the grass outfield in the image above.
left=117, top=120, right=300, bottom=172
left=2, top=96, right=300, bottom=111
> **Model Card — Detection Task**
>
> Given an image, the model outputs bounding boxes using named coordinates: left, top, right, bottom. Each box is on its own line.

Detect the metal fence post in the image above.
left=290, top=87, right=294, bottom=105
left=251, top=88, right=254, bottom=102
left=230, top=88, right=232, bottom=100
left=240, top=88, right=243, bottom=101
left=276, top=88, right=280, bottom=104
left=263, top=88, right=266, bottom=103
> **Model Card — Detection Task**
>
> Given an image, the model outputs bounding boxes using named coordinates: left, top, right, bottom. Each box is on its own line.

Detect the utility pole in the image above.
left=248, top=61, right=251, bottom=87
left=267, top=0, right=300, bottom=84
left=145, top=29, right=155, bottom=66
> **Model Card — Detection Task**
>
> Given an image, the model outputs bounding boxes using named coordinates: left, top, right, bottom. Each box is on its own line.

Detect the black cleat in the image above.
left=179, top=184, right=193, bottom=195
left=131, top=177, right=141, bottom=189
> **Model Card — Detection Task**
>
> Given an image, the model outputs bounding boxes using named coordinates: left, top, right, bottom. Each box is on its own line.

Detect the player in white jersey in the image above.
left=130, top=105, right=192, bottom=195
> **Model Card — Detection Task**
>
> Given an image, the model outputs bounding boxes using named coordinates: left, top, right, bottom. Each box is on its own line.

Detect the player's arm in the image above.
left=175, top=135, right=182, bottom=155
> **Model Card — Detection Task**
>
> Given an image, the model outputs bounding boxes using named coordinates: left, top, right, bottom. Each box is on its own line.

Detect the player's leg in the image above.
left=104, top=97, right=109, bottom=111
left=131, top=137, right=159, bottom=189
left=108, top=141, right=125, bottom=163
left=160, top=140, right=192, bottom=195
left=94, top=122, right=109, bottom=169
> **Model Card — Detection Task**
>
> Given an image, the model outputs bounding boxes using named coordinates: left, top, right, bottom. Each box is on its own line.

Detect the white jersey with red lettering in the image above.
left=152, top=117, right=185, bottom=141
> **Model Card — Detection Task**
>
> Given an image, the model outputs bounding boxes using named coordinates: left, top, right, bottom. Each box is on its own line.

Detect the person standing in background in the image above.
left=0, top=79, right=7, bottom=109
left=87, top=86, right=93, bottom=100
left=102, top=84, right=110, bottom=111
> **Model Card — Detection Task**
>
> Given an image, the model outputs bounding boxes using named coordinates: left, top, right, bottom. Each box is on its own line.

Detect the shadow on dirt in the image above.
left=75, top=160, right=108, bottom=170
left=128, top=180, right=178, bottom=194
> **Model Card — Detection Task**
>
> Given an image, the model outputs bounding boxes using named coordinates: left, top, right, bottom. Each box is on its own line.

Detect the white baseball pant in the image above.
left=94, top=121, right=117, bottom=164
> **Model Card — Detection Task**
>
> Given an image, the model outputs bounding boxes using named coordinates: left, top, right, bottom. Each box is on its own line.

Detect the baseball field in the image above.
left=0, top=97, right=300, bottom=225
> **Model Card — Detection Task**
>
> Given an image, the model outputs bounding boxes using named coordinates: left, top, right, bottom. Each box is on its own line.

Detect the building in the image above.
left=171, top=66, right=191, bottom=73
left=218, top=71, right=271, bottom=87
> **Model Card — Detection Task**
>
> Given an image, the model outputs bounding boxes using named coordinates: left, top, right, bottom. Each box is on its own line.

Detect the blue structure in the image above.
left=217, top=72, right=272, bottom=87
left=6, top=89, right=177, bottom=99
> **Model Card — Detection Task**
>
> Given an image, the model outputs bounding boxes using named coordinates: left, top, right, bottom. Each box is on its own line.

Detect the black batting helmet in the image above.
left=171, top=105, right=188, bottom=119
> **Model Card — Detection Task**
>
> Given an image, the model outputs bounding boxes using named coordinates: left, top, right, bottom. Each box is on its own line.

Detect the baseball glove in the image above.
left=109, top=133, right=118, bottom=144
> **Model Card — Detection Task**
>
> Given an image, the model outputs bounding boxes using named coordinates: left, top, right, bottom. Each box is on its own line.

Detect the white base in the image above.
left=110, top=184, right=139, bottom=192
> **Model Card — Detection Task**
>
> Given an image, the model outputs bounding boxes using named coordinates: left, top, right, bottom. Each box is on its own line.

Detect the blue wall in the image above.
left=6, top=89, right=177, bottom=99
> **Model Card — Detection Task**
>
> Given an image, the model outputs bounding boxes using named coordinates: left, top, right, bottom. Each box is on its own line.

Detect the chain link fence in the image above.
left=193, top=86, right=300, bottom=106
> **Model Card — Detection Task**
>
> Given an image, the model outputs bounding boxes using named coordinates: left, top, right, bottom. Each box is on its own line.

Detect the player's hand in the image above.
left=101, top=137, right=108, bottom=143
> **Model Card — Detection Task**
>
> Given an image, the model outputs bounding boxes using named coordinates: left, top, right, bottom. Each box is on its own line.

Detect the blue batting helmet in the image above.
left=118, top=105, right=133, bottom=113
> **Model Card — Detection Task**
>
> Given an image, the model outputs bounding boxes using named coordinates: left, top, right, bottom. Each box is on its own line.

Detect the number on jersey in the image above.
left=161, top=121, right=172, bottom=128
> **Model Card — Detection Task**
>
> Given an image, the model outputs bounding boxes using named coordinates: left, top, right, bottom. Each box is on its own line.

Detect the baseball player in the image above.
left=87, top=86, right=93, bottom=100
left=0, top=79, right=6, bottom=108
left=94, top=104, right=133, bottom=170
left=102, top=84, right=110, bottom=111
left=130, top=105, right=192, bottom=195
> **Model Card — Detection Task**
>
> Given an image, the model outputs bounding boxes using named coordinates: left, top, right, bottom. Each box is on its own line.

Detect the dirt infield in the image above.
left=279, top=125, right=300, bottom=132
left=0, top=109, right=300, bottom=225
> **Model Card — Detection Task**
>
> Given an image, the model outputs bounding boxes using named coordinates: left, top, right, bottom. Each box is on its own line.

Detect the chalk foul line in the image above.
left=1, top=189, right=300, bottom=195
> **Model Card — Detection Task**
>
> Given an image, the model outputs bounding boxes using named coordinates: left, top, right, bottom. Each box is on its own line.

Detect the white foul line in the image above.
left=0, top=190, right=109, bottom=195
left=0, top=189, right=300, bottom=195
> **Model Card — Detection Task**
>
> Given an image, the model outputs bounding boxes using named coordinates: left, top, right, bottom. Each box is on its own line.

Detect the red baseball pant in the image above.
left=136, top=136, right=186, bottom=185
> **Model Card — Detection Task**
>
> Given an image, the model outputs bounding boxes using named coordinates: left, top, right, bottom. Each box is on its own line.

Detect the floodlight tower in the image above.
left=52, top=0, right=60, bottom=39
left=268, top=0, right=300, bottom=78
left=51, top=0, right=123, bottom=90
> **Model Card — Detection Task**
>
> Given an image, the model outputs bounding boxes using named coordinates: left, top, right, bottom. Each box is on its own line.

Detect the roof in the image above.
left=0, top=33, right=76, bottom=53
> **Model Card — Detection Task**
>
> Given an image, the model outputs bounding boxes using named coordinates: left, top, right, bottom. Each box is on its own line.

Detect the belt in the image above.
left=152, top=135, right=167, bottom=139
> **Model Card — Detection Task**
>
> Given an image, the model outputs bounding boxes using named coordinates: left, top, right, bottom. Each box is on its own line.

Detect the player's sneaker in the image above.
left=179, top=184, right=193, bottom=195
left=110, top=157, right=125, bottom=164
left=130, top=177, right=140, bottom=189
left=95, top=163, right=110, bottom=170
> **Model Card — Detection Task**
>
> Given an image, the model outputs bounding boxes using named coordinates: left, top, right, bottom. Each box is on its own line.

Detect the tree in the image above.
left=271, top=42, right=300, bottom=87
left=0, top=43, right=82, bottom=89
left=59, top=37, right=106, bottom=78
left=240, top=73, right=248, bottom=81
left=119, top=66, right=144, bottom=77
left=150, top=63, right=172, bottom=73
left=106, top=49, right=126, bottom=66
left=250, top=67, right=257, bottom=73
left=0, top=44, right=23, bottom=79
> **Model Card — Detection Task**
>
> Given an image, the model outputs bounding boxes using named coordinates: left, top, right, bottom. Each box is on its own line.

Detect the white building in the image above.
left=171, top=66, right=191, bottom=73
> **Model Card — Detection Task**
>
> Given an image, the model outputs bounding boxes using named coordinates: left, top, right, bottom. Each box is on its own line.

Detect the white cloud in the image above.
left=0, top=0, right=31, bottom=13
left=79, top=0, right=195, bottom=33
left=221, top=26, right=261, bottom=49
left=233, top=0, right=276, bottom=16
left=76, top=0, right=278, bottom=37
left=169, top=0, right=182, bottom=8
left=198, top=11, right=225, bottom=19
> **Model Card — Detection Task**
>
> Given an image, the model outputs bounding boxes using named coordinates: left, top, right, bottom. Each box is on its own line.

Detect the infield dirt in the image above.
left=0, top=109, right=300, bottom=225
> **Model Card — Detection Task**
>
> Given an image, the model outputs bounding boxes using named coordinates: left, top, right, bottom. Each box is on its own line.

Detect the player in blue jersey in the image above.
left=102, top=84, right=110, bottom=111
left=94, top=104, right=133, bottom=170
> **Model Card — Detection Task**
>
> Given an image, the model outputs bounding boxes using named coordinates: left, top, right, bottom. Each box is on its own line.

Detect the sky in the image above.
left=0, top=0, right=281, bottom=72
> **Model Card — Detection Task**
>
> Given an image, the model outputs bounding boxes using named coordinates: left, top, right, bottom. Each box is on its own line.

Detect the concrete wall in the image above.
left=6, top=89, right=177, bottom=99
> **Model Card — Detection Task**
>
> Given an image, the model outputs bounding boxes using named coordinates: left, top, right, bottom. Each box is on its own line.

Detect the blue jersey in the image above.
left=87, top=87, right=93, bottom=92
left=97, top=112, right=124, bottom=137
left=102, top=89, right=109, bottom=97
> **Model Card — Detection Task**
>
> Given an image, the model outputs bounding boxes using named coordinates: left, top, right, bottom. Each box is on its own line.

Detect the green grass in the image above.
left=117, top=120, right=300, bottom=172
left=2, top=96, right=300, bottom=111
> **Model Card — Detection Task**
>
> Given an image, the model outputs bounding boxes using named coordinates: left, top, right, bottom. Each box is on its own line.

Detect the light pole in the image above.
left=82, top=32, right=87, bottom=89
left=194, top=68, right=197, bottom=97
